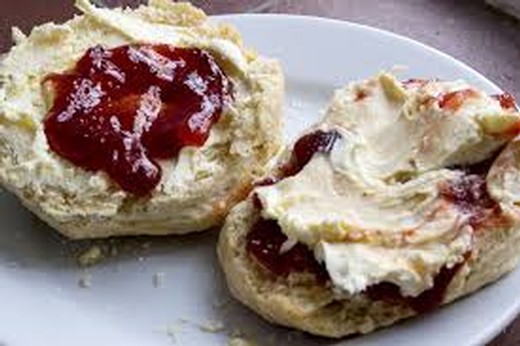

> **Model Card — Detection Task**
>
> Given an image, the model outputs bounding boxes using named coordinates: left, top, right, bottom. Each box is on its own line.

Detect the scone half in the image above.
left=0, top=0, right=284, bottom=238
left=218, top=73, right=520, bottom=337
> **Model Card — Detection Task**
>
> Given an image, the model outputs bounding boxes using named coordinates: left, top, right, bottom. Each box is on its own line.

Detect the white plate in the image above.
left=0, top=14, right=518, bottom=346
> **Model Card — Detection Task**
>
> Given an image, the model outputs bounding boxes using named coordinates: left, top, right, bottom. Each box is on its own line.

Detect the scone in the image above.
left=0, top=0, right=284, bottom=238
left=218, top=73, right=520, bottom=337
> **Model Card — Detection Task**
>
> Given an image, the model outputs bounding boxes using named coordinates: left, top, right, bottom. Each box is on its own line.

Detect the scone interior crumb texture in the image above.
left=218, top=73, right=520, bottom=337
left=0, top=0, right=284, bottom=238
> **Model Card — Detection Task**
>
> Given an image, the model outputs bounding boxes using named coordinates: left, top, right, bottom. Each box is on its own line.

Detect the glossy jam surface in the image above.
left=246, top=217, right=328, bottom=282
left=288, top=130, right=340, bottom=174
left=256, top=130, right=341, bottom=187
left=44, top=45, right=232, bottom=196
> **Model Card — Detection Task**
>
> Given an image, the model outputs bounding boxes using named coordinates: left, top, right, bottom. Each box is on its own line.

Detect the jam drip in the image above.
left=283, top=129, right=340, bottom=177
left=257, top=129, right=341, bottom=187
left=44, top=45, right=232, bottom=196
left=246, top=217, right=328, bottom=282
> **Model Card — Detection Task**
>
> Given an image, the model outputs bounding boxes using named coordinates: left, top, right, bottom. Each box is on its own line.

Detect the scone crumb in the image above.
left=153, top=272, right=166, bottom=288
left=198, top=320, right=225, bottom=333
left=228, top=336, right=255, bottom=346
left=77, top=245, right=104, bottom=267
left=137, top=256, right=146, bottom=263
left=177, top=318, right=226, bottom=334
left=165, top=325, right=177, bottom=344
left=78, top=272, right=92, bottom=288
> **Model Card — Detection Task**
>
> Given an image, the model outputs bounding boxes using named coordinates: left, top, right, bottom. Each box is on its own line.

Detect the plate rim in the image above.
left=214, top=13, right=503, bottom=95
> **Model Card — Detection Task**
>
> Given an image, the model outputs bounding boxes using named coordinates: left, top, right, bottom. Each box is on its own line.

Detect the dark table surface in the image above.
left=1, top=0, right=520, bottom=345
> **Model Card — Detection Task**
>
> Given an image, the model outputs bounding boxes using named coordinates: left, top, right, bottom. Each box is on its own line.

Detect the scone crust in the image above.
left=218, top=198, right=520, bottom=338
left=0, top=2, right=284, bottom=238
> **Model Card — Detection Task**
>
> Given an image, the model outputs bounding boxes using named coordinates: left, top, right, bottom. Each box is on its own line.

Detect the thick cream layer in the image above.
left=256, top=74, right=520, bottom=297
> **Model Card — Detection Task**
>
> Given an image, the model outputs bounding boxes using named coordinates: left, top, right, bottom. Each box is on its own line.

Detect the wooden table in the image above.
left=1, top=0, right=519, bottom=344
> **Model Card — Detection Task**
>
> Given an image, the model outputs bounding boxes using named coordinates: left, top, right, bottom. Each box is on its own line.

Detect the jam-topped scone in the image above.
left=218, top=73, right=520, bottom=337
left=0, top=0, right=283, bottom=238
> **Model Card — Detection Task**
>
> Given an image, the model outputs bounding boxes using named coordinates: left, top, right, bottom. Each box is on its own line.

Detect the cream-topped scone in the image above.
left=0, top=0, right=284, bottom=239
left=218, top=73, right=520, bottom=337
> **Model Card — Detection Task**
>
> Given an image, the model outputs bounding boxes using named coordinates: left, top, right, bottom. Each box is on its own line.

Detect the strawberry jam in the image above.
left=248, top=130, right=340, bottom=280
left=256, top=129, right=341, bottom=187
left=44, top=45, right=232, bottom=196
left=442, top=154, right=504, bottom=230
left=286, top=129, right=341, bottom=177
left=438, top=89, right=478, bottom=111
left=246, top=218, right=328, bottom=282
left=441, top=175, right=494, bottom=212
left=493, top=92, right=518, bottom=110
left=366, top=259, right=467, bottom=313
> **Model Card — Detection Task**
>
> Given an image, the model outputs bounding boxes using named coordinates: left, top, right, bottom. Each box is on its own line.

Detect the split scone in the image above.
left=218, top=74, right=520, bottom=337
left=0, top=0, right=283, bottom=238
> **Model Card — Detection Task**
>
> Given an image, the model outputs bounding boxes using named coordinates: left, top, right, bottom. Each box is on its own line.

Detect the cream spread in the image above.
left=255, top=74, right=520, bottom=297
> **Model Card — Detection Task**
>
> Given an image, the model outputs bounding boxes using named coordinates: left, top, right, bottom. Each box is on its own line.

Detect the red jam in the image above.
left=246, top=217, right=328, bottom=282
left=438, top=89, right=477, bottom=111
left=249, top=130, right=340, bottom=281
left=366, top=259, right=467, bottom=313
left=440, top=175, right=494, bottom=213
left=355, top=89, right=369, bottom=101
left=441, top=174, right=503, bottom=230
left=44, top=45, right=232, bottom=196
left=256, top=130, right=341, bottom=187
left=493, top=93, right=518, bottom=110
left=441, top=152, right=501, bottom=230
left=285, top=130, right=340, bottom=175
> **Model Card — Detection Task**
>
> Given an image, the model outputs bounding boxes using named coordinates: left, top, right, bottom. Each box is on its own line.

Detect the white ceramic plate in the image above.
left=0, top=14, right=518, bottom=346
